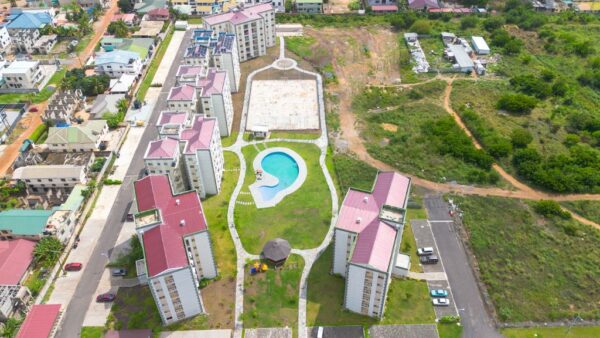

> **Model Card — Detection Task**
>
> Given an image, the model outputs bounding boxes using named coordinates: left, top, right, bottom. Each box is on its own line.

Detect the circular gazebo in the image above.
left=262, top=238, right=291, bottom=266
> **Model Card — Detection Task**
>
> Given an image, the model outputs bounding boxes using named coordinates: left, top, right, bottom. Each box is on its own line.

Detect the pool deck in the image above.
left=249, top=147, right=307, bottom=209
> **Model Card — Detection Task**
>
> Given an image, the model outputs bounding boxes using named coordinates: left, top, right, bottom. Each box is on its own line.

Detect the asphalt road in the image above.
left=424, top=195, right=502, bottom=338
left=56, top=30, right=191, bottom=337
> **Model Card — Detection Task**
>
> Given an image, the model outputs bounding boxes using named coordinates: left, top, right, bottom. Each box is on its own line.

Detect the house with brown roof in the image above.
left=133, top=175, right=217, bottom=325
left=332, top=172, right=411, bottom=318
left=146, top=8, right=170, bottom=21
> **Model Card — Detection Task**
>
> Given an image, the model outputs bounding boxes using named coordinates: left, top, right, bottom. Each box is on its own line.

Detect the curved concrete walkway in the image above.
left=224, top=36, right=339, bottom=338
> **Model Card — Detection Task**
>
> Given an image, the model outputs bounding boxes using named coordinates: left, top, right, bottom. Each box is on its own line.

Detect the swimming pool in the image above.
left=249, top=147, right=307, bottom=208
left=258, top=152, right=300, bottom=201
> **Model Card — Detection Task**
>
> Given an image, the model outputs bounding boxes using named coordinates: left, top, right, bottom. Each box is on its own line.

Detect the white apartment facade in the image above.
left=2, top=61, right=44, bottom=89
left=143, top=137, right=187, bottom=194
left=94, top=51, right=143, bottom=78
left=333, top=172, right=411, bottom=318
left=197, top=69, right=234, bottom=137
left=202, top=3, right=276, bottom=62
left=134, top=175, right=218, bottom=325
left=167, top=85, right=198, bottom=114
left=0, top=26, right=12, bottom=55
left=12, top=165, right=87, bottom=193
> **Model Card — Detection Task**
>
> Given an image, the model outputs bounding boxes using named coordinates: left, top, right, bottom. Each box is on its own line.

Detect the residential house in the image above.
left=45, top=120, right=108, bottom=152
left=144, top=137, right=187, bottom=194
left=333, top=172, right=411, bottom=318
left=180, top=116, right=224, bottom=198
left=111, top=13, right=138, bottom=26
left=156, top=111, right=189, bottom=138
left=1, top=61, right=45, bottom=90
left=0, top=239, right=35, bottom=285
left=100, top=37, right=155, bottom=64
left=446, top=44, right=474, bottom=73
left=171, top=0, right=236, bottom=16
left=109, top=73, right=137, bottom=94
left=133, top=175, right=217, bottom=325
left=167, top=84, right=198, bottom=114
left=471, top=36, right=490, bottom=55
left=15, top=304, right=62, bottom=338
left=0, top=25, right=12, bottom=56
left=196, top=69, right=233, bottom=137
left=295, top=0, right=323, bottom=13
left=0, top=207, right=77, bottom=243
left=44, top=90, right=84, bottom=123
left=146, top=8, right=170, bottom=21
left=132, top=20, right=163, bottom=38
left=31, top=34, right=57, bottom=54
left=203, top=3, right=276, bottom=62
left=407, top=0, right=439, bottom=10
left=95, top=50, right=143, bottom=79
left=134, top=0, right=167, bottom=15
left=0, top=285, right=31, bottom=321
left=58, top=0, right=108, bottom=8
left=370, top=3, right=398, bottom=13
left=245, top=0, right=284, bottom=12
left=12, top=165, right=87, bottom=194
left=89, top=93, right=126, bottom=118
left=6, top=12, right=52, bottom=54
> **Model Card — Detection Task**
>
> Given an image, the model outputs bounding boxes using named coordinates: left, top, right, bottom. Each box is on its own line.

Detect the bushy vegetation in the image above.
left=108, top=20, right=129, bottom=38
left=532, top=200, right=571, bottom=219
left=33, top=237, right=64, bottom=268
left=332, top=153, right=377, bottom=193
left=0, top=180, right=24, bottom=211
left=496, top=93, right=538, bottom=115
left=61, top=68, right=110, bottom=96
left=109, top=235, right=143, bottom=277
left=456, top=195, right=600, bottom=322
left=91, top=157, right=107, bottom=172
left=29, top=123, right=48, bottom=143
left=102, top=98, right=129, bottom=128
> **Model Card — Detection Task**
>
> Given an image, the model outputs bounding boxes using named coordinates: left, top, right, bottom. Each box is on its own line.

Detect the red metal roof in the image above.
left=16, top=304, right=61, bottom=338
left=180, top=116, right=217, bottom=154
left=371, top=5, right=398, bottom=11
left=134, top=175, right=208, bottom=277
left=0, top=239, right=35, bottom=285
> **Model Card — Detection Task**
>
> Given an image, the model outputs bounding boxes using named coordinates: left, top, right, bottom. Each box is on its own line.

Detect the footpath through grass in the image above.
left=235, top=142, right=332, bottom=254
left=306, top=245, right=435, bottom=327
left=243, top=255, right=304, bottom=329
left=455, top=195, right=600, bottom=322
left=560, top=200, right=600, bottom=224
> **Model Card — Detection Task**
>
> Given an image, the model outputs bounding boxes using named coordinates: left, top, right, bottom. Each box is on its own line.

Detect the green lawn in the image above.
left=502, top=326, right=600, bottom=338
left=187, top=18, right=203, bottom=24
left=560, top=200, right=600, bottom=224
left=331, top=153, right=378, bottom=194
left=203, top=151, right=239, bottom=278
left=455, top=195, right=600, bottom=322
left=235, top=142, right=332, bottom=254
left=438, top=323, right=463, bottom=338
left=221, top=132, right=238, bottom=148
left=401, top=220, right=423, bottom=273
left=107, top=286, right=162, bottom=332
left=0, top=68, right=66, bottom=104
left=306, top=245, right=435, bottom=327
left=243, top=255, right=304, bottom=328
left=136, top=26, right=174, bottom=101
left=80, top=326, right=104, bottom=338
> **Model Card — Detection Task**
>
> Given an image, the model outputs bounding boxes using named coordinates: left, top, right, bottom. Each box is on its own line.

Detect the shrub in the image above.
left=91, top=157, right=106, bottom=172
left=103, top=179, right=122, bottom=185
left=439, top=315, right=460, bottom=324
left=564, top=134, right=580, bottom=147
left=460, top=16, right=478, bottom=30
left=484, top=135, right=512, bottom=158
left=484, top=16, right=505, bottom=32
left=511, top=128, right=533, bottom=148
left=510, top=74, right=551, bottom=98
left=29, top=124, right=48, bottom=143
left=497, top=93, right=537, bottom=114
left=409, top=20, right=431, bottom=35
left=532, top=200, right=571, bottom=219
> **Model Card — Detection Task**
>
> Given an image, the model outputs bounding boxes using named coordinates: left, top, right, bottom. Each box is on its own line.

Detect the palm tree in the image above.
left=33, top=237, right=64, bottom=268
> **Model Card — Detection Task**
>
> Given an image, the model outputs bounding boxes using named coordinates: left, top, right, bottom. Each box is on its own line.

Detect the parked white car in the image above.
left=433, top=298, right=450, bottom=306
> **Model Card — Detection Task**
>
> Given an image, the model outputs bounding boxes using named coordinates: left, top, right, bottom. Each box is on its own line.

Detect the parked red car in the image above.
left=96, top=293, right=116, bottom=303
left=64, top=262, right=83, bottom=271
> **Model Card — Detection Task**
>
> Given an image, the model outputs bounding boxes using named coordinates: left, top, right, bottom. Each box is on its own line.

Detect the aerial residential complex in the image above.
left=170, top=0, right=237, bottom=16
left=134, top=175, right=218, bottom=325
left=333, top=172, right=411, bottom=318
left=202, top=3, right=276, bottom=62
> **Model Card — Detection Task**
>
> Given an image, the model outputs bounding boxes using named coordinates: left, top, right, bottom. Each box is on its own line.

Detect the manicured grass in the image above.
left=306, top=245, right=435, bottom=326
left=187, top=18, right=203, bottom=24
left=438, top=323, right=463, bottom=338
left=331, top=153, right=378, bottom=194
left=502, top=326, right=600, bottom=338
left=285, top=36, right=317, bottom=60
left=354, top=82, right=501, bottom=186
left=401, top=221, right=422, bottom=273
left=107, top=286, right=162, bottom=332
left=80, top=326, right=104, bottom=338
left=221, top=132, right=238, bottom=147
left=243, top=255, right=304, bottom=328
left=203, top=151, right=239, bottom=278
left=454, top=195, right=600, bottom=322
left=560, top=200, right=600, bottom=224
left=136, top=27, right=174, bottom=101
left=235, top=142, right=332, bottom=254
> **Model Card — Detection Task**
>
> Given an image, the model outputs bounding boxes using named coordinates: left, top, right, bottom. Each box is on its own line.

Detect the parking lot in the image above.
left=411, top=219, right=458, bottom=319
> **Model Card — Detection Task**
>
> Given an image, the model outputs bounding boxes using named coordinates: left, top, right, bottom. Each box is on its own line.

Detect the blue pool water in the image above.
left=258, top=152, right=299, bottom=201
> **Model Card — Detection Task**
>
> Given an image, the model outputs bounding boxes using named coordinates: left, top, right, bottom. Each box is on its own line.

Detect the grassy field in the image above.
left=80, top=327, right=104, bottom=338
left=438, top=323, right=463, bottom=338
left=306, top=245, right=435, bottom=327
left=502, top=326, right=600, bottom=338
left=331, top=153, right=378, bottom=193
left=354, top=81, right=501, bottom=186
left=455, top=195, right=600, bottom=322
left=243, top=255, right=304, bottom=329
left=136, top=26, right=174, bottom=101
left=107, top=286, right=163, bottom=332
left=235, top=142, right=332, bottom=254
left=560, top=200, right=600, bottom=224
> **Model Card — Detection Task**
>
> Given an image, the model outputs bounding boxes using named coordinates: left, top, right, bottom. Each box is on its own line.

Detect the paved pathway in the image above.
left=224, top=37, right=338, bottom=338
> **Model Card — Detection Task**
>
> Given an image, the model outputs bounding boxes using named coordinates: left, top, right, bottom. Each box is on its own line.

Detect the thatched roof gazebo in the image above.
left=262, top=238, right=291, bottom=266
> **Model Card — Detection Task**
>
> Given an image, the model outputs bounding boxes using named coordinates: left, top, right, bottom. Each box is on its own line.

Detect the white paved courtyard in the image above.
left=246, top=79, right=319, bottom=130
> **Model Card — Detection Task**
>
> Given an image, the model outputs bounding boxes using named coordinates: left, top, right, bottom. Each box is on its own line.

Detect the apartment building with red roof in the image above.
left=332, top=172, right=411, bottom=318
left=15, top=304, right=61, bottom=338
left=133, top=175, right=217, bottom=325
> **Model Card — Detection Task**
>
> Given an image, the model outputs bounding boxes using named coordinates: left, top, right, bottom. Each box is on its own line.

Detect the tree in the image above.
left=503, top=38, right=524, bottom=55
left=484, top=17, right=504, bottom=32
left=91, top=4, right=103, bottom=20
left=532, top=200, right=571, bottom=219
left=497, top=93, right=538, bottom=114
left=1, top=318, right=22, bottom=338
left=285, top=0, right=294, bottom=12
left=484, top=136, right=513, bottom=158
left=108, top=20, right=129, bottom=38
left=33, top=237, right=64, bottom=268
left=460, top=16, right=478, bottom=30
left=510, top=74, right=551, bottom=98
left=118, top=0, right=133, bottom=13
left=409, top=20, right=431, bottom=35
left=80, top=75, right=110, bottom=96
left=511, top=128, right=533, bottom=148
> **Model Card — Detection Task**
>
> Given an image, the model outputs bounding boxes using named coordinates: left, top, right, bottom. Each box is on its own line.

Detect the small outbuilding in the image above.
left=251, top=125, right=269, bottom=139
left=471, top=36, right=490, bottom=55
left=262, top=238, right=291, bottom=266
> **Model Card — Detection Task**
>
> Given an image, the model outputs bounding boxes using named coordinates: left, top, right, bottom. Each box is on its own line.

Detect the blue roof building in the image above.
left=7, top=12, right=52, bottom=30
left=95, top=50, right=140, bottom=66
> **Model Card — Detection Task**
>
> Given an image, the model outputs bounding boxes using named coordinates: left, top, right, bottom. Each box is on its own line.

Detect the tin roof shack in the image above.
left=471, top=36, right=490, bottom=55
left=446, top=44, right=474, bottom=73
